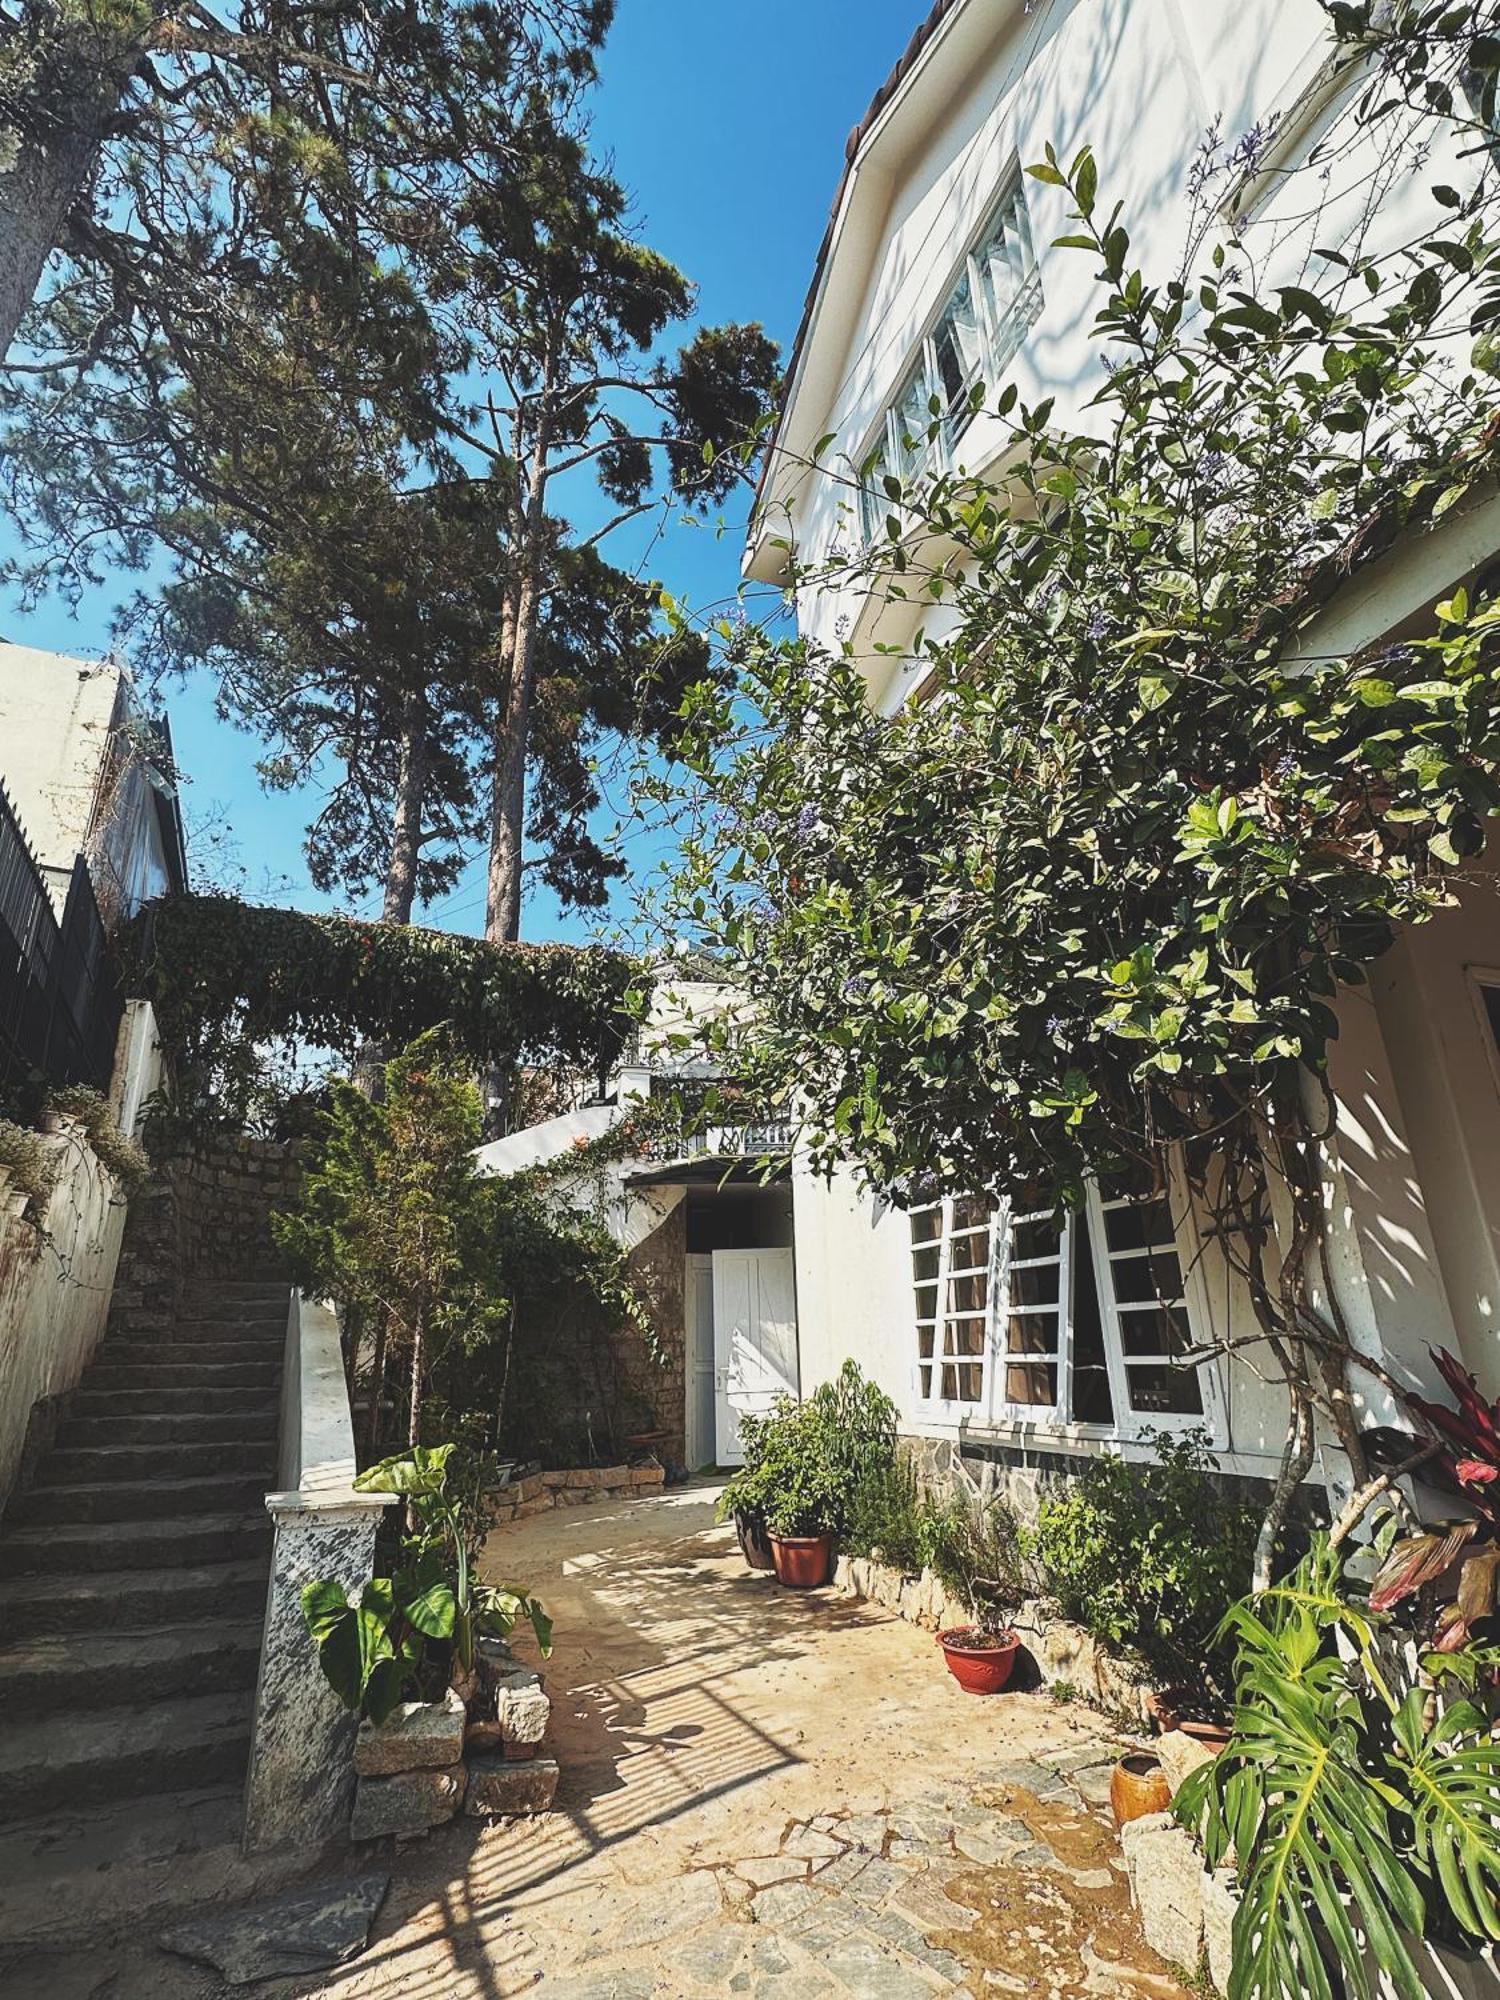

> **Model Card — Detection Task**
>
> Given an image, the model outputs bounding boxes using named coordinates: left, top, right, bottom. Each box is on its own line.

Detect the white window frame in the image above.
left=909, top=1171, right=1225, bottom=1444
left=857, top=167, right=1042, bottom=546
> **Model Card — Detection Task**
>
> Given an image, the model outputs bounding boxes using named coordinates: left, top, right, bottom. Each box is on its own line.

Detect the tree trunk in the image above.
left=364, top=1308, right=388, bottom=1459
left=381, top=690, right=430, bottom=926
left=0, top=20, right=136, bottom=361
left=408, top=1300, right=426, bottom=1449
left=485, top=342, right=557, bottom=947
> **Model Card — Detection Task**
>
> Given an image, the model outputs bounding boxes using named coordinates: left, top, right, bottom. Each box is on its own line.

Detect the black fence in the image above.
left=0, top=784, right=123, bottom=1097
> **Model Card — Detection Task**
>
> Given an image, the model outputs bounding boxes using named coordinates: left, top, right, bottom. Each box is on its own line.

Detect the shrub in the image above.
left=1028, top=1429, right=1259, bottom=1688
left=719, top=1361, right=900, bottom=1541
left=45, top=1085, right=152, bottom=1189
left=0, top=1118, right=59, bottom=1215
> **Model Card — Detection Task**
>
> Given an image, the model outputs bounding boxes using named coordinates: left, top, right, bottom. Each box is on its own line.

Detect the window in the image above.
left=859, top=172, right=1042, bottom=544
left=908, top=1172, right=1214, bottom=1436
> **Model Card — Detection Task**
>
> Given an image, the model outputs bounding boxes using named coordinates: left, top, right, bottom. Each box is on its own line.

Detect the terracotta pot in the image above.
left=1176, top=1715, right=1232, bottom=1754
left=1148, top=1685, right=1230, bottom=1750
left=769, top=1532, right=835, bottom=1588
left=736, top=1511, right=775, bottom=1572
left=1110, top=1752, right=1172, bottom=1830
left=936, top=1626, right=1020, bottom=1695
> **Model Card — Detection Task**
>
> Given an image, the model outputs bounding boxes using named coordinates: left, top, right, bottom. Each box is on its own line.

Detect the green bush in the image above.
left=1028, top=1428, right=1258, bottom=1687
left=45, top=1085, right=152, bottom=1189
left=0, top=1118, right=57, bottom=1214
left=846, top=1459, right=1024, bottom=1625
left=719, top=1361, right=900, bottom=1541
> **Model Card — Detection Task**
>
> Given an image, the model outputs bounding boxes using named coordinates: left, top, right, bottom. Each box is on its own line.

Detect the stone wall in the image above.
left=108, top=1134, right=301, bottom=1331
left=621, top=1198, right=686, bottom=1463
left=486, top=1461, right=667, bottom=1527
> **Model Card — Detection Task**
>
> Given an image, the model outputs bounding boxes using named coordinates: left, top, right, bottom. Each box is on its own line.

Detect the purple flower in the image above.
left=1199, top=450, right=1227, bottom=484
left=1086, top=610, right=1112, bottom=641
left=1045, top=1014, right=1067, bottom=1037
left=797, top=803, right=820, bottom=839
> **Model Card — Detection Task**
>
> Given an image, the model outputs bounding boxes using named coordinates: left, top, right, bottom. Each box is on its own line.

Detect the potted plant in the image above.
left=935, top=1621, right=1022, bottom=1694
left=717, top=1412, right=775, bottom=1572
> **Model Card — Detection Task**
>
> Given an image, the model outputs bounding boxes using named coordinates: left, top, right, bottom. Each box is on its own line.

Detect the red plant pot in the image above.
left=736, top=1512, right=775, bottom=1573
left=769, top=1532, right=835, bottom=1588
left=937, top=1626, right=1020, bottom=1695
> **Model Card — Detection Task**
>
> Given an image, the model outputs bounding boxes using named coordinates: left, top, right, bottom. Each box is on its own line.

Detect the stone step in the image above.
left=0, top=1621, right=263, bottom=1716
left=56, top=1407, right=279, bottom=1449
left=109, top=1319, right=286, bottom=1347
left=97, top=1339, right=282, bottom=1368
left=71, top=1383, right=275, bottom=1416
left=40, top=1438, right=275, bottom=1483
left=0, top=1786, right=314, bottom=1949
left=85, top=1359, right=279, bottom=1392
left=0, top=1690, right=253, bottom=1820
left=7, top=1472, right=268, bottom=1526
left=0, top=1511, right=271, bottom=1578
left=0, top=1558, right=269, bottom=1639
left=181, top=1284, right=289, bottom=1310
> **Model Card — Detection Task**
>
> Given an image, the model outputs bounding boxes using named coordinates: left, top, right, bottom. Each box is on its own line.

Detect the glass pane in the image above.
left=1005, top=1362, right=1057, bottom=1407
left=1004, top=1311, right=1058, bottom=1356
left=1126, top=1363, right=1203, bottom=1416
left=952, top=1194, right=992, bottom=1234
left=910, top=1207, right=943, bottom=1245
left=1104, top=1197, right=1175, bottom=1254
left=1117, top=1304, right=1194, bottom=1359
left=918, top=1364, right=933, bottom=1400
left=912, top=1243, right=940, bottom=1284
left=913, top=1282, right=938, bottom=1322
left=1012, top=1215, right=1062, bottom=1262
left=1010, top=1260, right=1060, bottom=1308
left=956, top=1362, right=984, bottom=1403
left=917, top=1326, right=934, bottom=1359
left=1070, top=1212, right=1115, bottom=1426
left=946, top=1315, right=986, bottom=1359
left=948, top=1270, right=989, bottom=1316
left=1110, top=1249, right=1184, bottom=1305
left=934, top=272, right=985, bottom=412
left=893, top=362, right=936, bottom=475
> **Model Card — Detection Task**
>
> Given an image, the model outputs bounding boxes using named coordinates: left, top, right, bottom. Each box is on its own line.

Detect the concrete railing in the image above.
left=242, top=1293, right=394, bottom=1854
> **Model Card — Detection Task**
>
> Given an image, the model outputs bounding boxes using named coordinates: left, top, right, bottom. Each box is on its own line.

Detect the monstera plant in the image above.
left=1175, top=1536, right=1500, bottom=2000
left=302, top=1444, right=551, bottom=1724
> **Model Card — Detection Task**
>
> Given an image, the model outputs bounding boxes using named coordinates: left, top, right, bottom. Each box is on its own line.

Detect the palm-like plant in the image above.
left=1175, top=1537, right=1500, bottom=2000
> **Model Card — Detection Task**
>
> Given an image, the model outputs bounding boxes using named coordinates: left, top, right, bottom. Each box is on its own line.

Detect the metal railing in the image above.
left=0, top=784, right=122, bottom=1095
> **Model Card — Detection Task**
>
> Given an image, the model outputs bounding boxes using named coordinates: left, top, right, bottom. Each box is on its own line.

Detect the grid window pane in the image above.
left=1012, top=1214, right=1062, bottom=1262
left=1104, top=1197, right=1175, bottom=1253
left=1005, top=1362, right=1057, bottom=1406
left=1003, top=1310, right=1058, bottom=1356
left=1125, top=1363, right=1203, bottom=1415
left=1011, top=1259, right=1061, bottom=1308
left=1117, top=1304, right=1193, bottom=1359
left=1110, top=1250, right=1184, bottom=1305
left=948, top=1269, right=989, bottom=1316
left=911, top=1198, right=993, bottom=1406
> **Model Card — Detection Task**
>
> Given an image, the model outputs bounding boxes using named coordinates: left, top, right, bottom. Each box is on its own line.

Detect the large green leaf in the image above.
left=354, top=1444, right=456, bottom=1497
left=395, top=1556, right=457, bottom=1640
left=1391, top=1691, right=1500, bottom=1940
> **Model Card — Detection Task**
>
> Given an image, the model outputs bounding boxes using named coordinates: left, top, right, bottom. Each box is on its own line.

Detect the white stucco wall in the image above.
left=0, top=644, right=121, bottom=894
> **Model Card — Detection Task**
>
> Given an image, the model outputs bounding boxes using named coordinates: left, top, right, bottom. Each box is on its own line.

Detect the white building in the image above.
left=491, top=0, right=1500, bottom=1518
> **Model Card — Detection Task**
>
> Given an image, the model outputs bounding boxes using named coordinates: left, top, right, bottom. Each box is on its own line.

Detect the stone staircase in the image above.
left=0, top=1279, right=290, bottom=1947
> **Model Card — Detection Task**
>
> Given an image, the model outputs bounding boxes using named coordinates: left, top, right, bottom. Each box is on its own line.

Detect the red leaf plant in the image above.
left=1368, top=1348, right=1500, bottom=1652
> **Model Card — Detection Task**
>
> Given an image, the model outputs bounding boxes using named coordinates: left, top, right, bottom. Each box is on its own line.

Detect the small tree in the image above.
left=275, top=1031, right=506, bottom=1448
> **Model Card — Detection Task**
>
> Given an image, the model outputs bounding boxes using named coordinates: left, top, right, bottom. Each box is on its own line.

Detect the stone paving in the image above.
left=0, top=1484, right=1190, bottom=2000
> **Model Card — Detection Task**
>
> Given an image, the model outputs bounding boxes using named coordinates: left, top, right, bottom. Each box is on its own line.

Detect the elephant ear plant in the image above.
left=1174, top=1535, right=1500, bottom=2000
left=302, top=1443, right=551, bottom=1725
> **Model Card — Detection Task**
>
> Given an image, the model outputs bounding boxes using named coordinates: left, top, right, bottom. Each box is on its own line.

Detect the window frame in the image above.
left=856, top=166, right=1042, bottom=546
left=909, top=1171, right=1224, bottom=1444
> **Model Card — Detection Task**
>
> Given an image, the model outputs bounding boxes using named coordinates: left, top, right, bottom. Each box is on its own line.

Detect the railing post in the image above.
left=242, top=1293, right=394, bottom=1855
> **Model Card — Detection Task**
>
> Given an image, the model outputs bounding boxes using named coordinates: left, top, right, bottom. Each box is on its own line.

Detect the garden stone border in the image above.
left=486, top=1462, right=665, bottom=1525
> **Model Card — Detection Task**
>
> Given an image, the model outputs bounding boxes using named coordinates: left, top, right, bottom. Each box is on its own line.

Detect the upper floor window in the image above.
left=908, top=1169, right=1216, bottom=1438
left=860, top=171, right=1042, bottom=543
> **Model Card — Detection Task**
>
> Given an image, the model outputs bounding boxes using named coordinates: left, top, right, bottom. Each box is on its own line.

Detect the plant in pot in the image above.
left=303, top=1443, right=552, bottom=1736
left=717, top=1411, right=775, bottom=1572
left=1174, top=1533, right=1500, bottom=2000
left=919, top=1493, right=1025, bottom=1695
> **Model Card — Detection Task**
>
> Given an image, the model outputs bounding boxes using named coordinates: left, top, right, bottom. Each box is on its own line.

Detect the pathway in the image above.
left=3, top=1482, right=1190, bottom=1999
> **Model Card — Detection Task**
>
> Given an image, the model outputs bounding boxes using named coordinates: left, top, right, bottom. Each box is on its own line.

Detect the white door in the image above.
left=712, top=1248, right=799, bottom=1466
left=685, top=1253, right=716, bottom=1471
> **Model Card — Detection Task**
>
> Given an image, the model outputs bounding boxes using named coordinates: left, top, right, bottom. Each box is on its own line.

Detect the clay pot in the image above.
left=936, top=1626, right=1020, bottom=1695
left=736, top=1511, right=775, bottom=1572
left=1110, top=1752, right=1172, bottom=1829
left=1176, top=1715, right=1232, bottom=1754
left=768, top=1532, right=835, bottom=1588
left=1148, top=1685, right=1230, bottom=1751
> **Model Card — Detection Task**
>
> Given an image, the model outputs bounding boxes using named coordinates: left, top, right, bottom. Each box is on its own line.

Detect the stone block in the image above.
left=540, top=1470, right=571, bottom=1490
left=1121, top=1811, right=1204, bottom=1969
left=1158, top=1729, right=1217, bottom=1798
left=493, top=1665, right=550, bottom=1748
left=629, top=1463, right=665, bottom=1487
left=1202, top=1868, right=1239, bottom=1996
left=463, top=1755, right=559, bottom=1818
left=350, top=1763, right=464, bottom=1840
left=514, top=1473, right=545, bottom=1503
left=515, top=1494, right=554, bottom=1518
left=354, top=1689, right=466, bottom=1777
left=563, top=1467, right=601, bottom=1489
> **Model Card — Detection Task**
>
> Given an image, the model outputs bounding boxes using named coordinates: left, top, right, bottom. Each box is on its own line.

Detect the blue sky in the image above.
left=0, top=0, right=920, bottom=943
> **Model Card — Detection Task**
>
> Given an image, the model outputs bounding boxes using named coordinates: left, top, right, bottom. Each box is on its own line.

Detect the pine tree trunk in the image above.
left=0, top=20, right=136, bottom=361
left=485, top=345, right=556, bottom=946
left=381, top=691, right=430, bottom=926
